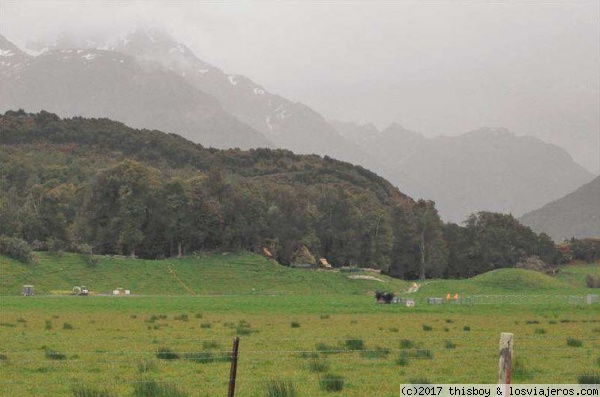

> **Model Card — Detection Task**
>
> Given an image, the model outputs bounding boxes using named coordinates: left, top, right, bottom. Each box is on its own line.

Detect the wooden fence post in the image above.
left=498, top=332, right=513, bottom=387
left=227, top=337, right=240, bottom=397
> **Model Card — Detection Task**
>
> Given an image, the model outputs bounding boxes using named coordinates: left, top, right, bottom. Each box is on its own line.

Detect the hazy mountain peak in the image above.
left=381, top=122, right=425, bottom=141
left=0, top=33, right=32, bottom=76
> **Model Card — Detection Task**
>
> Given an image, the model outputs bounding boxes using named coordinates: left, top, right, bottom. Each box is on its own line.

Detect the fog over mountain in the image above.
left=3, top=2, right=598, bottom=173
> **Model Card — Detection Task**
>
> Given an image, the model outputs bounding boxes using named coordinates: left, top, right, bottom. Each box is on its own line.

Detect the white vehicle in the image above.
left=72, top=286, right=89, bottom=296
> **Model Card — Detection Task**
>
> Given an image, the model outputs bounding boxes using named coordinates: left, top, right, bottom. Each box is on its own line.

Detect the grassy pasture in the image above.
left=0, top=253, right=599, bottom=396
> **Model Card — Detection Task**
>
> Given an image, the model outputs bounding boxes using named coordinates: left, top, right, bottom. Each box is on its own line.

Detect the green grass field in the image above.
left=1, top=253, right=599, bottom=396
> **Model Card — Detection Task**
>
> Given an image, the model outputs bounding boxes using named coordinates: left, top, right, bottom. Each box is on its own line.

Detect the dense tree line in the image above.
left=0, top=111, right=562, bottom=278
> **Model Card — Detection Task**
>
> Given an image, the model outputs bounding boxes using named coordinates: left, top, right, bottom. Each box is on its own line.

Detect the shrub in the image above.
left=512, top=358, right=535, bottom=381
left=344, top=338, right=364, bottom=351
left=63, top=323, right=74, bottom=330
left=290, top=321, right=300, bottom=328
left=463, top=326, right=471, bottom=331
left=534, top=328, right=546, bottom=335
left=0, top=235, right=34, bottom=263
left=409, top=377, right=431, bottom=385
left=156, top=347, right=179, bottom=360
left=396, top=354, right=409, bottom=366
left=578, top=372, right=600, bottom=384
left=567, top=338, right=583, bottom=347
left=320, top=314, right=330, bottom=319
left=266, top=380, right=297, bottom=397
left=319, top=374, right=345, bottom=392
left=422, top=324, right=433, bottom=331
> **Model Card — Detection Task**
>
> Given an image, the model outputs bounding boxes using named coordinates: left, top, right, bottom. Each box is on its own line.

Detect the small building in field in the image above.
left=318, top=258, right=332, bottom=269
left=22, top=285, right=34, bottom=296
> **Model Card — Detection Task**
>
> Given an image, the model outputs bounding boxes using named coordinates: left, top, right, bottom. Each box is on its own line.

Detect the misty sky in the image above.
left=2, top=1, right=599, bottom=172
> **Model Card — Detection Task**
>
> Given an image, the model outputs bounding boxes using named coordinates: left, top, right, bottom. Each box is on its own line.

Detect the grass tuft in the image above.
left=266, top=379, right=297, bottom=397
left=399, top=339, right=415, bottom=349
left=319, top=374, right=345, bottom=392
left=566, top=338, right=583, bottom=347
left=444, top=340, right=457, bottom=349
left=578, top=372, right=600, bottom=384
left=308, top=358, right=329, bottom=373
left=344, top=338, right=364, bottom=351
left=133, top=378, right=188, bottom=397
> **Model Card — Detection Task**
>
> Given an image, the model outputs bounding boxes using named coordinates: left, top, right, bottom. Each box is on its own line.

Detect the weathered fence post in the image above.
left=227, top=337, right=240, bottom=397
left=498, top=332, right=513, bottom=388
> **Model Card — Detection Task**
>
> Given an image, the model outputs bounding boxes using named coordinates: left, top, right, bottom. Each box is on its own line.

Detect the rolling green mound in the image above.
left=0, top=252, right=408, bottom=296
left=469, top=268, right=569, bottom=291
left=402, top=267, right=591, bottom=299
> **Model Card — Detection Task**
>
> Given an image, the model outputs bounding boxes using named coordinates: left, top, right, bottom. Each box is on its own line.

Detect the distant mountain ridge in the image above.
left=520, top=176, right=600, bottom=241
left=334, top=123, right=595, bottom=223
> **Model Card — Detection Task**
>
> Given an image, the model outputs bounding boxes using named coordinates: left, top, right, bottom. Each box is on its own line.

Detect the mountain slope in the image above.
left=519, top=176, right=600, bottom=241
left=0, top=34, right=271, bottom=150
left=109, top=28, right=376, bottom=165
left=338, top=123, right=595, bottom=223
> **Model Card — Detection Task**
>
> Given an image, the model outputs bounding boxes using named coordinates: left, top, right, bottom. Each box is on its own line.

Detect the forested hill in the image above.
left=0, top=110, right=404, bottom=203
left=0, top=110, right=422, bottom=273
left=0, top=111, right=560, bottom=279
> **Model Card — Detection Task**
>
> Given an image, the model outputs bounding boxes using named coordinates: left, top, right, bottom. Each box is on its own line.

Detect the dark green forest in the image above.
left=0, top=110, right=560, bottom=279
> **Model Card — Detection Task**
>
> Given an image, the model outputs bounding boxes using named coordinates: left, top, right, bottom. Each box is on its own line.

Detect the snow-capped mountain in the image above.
left=0, top=34, right=32, bottom=77
left=0, top=34, right=272, bottom=149
left=107, top=28, right=374, bottom=165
